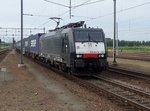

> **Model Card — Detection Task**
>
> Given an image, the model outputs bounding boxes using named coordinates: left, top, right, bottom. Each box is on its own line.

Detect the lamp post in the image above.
left=113, top=0, right=117, bottom=64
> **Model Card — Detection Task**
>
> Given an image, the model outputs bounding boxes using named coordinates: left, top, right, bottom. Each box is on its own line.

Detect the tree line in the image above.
left=106, top=38, right=150, bottom=47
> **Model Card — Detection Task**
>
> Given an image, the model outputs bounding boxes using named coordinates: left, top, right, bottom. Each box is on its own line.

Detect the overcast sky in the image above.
left=0, top=0, right=150, bottom=42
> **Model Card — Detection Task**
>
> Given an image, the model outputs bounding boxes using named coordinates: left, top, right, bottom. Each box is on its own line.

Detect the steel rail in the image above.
left=88, top=75, right=150, bottom=111
left=0, top=48, right=10, bottom=55
left=74, top=76, right=150, bottom=111
left=108, top=66, right=150, bottom=81
left=93, top=75, right=150, bottom=98
left=108, top=55, right=150, bottom=61
left=117, top=56, right=150, bottom=61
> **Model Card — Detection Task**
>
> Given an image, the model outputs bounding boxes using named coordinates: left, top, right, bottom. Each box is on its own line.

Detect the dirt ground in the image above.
left=0, top=50, right=125, bottom=111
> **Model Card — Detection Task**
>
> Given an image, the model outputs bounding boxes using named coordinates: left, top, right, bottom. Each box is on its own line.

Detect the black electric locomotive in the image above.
left=16, top=21, right=108, bottom=75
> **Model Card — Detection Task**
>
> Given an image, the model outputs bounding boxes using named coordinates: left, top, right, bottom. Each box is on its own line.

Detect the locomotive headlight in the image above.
left=99, top=54, right=104, bottom=58
left=76, top=54, right=82, bottom=58
left=101, top=54, right=104, bottom=57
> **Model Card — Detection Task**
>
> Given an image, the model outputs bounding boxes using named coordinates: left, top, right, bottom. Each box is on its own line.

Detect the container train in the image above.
left=15, top=21, right=108, bottom=75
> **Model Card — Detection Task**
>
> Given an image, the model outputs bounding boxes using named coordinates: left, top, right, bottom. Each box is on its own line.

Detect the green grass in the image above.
left=0, top=44, right=11, bottom=49
left=108, top=46, right=150, bottom=53
left=119, top=47, right=150, bottom=53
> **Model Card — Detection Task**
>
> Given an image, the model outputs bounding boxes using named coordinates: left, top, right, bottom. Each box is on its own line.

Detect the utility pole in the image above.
left=0, top=37, right=2, bottom=49
left=113, top=0, right=117, bottom=64
left=21, top=0, right=23, bottom=64
left=12, top=34, right=15, bottom=48
left=18, top=0, right=24, bottom=67
left=116, top=22, right=118, bottom=55
left=69, top=0, right=71, bottom=19
left=43, top=27, right=46, bottom=33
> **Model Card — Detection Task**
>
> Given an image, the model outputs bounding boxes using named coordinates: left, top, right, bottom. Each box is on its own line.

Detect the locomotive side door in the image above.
left=61, top=33, right=69, bottom=64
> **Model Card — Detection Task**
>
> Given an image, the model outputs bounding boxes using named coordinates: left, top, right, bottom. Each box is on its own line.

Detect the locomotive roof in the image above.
left=43, top=27, right=103, bottom=38
left=72, top=27, right=103, bottom=31
left=42, top=21, right=103, bottom=38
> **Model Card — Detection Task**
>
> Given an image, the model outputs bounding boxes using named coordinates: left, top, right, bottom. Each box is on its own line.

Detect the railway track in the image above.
left=0, top=48, right=10, bottom=55
left=26, top=55, right=150, bottom=111
left=64, top=74, right=150, bottom=111
left=38, top=64, right=150, bottom=110
left=108, top=66, right=150, bottom=82
left=92, top=75, right=150, bottom=110
left=109, top=54, right=150, bottom=61
left=116, top=55, right=150, bottom=61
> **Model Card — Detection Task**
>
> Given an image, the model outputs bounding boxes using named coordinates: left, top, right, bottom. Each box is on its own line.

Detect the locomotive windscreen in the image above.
left=74, top=31, right=104, bottom=42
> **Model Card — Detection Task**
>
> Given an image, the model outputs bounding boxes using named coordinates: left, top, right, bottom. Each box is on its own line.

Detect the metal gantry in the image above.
left=0, top=27, right=45, bottom=38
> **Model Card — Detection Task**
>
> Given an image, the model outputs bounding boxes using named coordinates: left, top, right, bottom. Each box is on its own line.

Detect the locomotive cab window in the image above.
left=74, top=30, right=104, bottom=42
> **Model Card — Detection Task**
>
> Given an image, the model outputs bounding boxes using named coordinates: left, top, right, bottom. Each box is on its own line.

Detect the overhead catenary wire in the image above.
left=38, top=19, right=51, bottom=27
left=43, top=0, right=69, bottom=8
left=41, top=0, right=150, bottom=22
left=118, top=1, right=150, bottom=12
left=43, top=0, right=104, bottom=8
left=73, top=0, right=92, bottom=8
left=36, top=0, right=150, bottom=31
left=73, top=0, right=104, bottom=8
left=35, top=0, right=105, bottom=27
left=32, top=0, right=104, bottom=34
left=57, top=10, right=70, bottom=17
left=23, top=13, right=52, bottom=18
left=52, top=0, right=92, bottom=18
left=0, top=27, right=45, bottom=42
left=46, top=0, right=105, bottom=18
left=71, top=15, right=94, bottom=19
left=85, top=1, right=150, bottom=22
